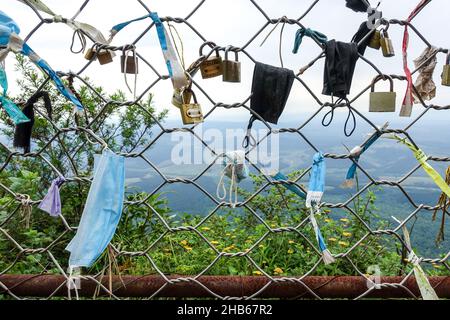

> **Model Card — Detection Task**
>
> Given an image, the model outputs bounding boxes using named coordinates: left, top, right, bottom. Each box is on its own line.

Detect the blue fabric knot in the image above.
left=293, top=27, right=328, bottom=53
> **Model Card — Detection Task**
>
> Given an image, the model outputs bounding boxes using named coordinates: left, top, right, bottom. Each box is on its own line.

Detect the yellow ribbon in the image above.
left=389, top=135, right=450, bottom=198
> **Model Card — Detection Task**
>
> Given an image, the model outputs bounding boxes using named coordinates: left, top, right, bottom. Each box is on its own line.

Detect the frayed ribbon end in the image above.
left=322, top=249, right=335, bottom=265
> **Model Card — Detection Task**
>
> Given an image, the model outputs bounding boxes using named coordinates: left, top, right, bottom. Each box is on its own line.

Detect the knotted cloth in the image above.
left=413, top=46, right=438, bottom=103
left=292, top=28, right=327, bottom=53
left=38, top=176, right=65, bottom=217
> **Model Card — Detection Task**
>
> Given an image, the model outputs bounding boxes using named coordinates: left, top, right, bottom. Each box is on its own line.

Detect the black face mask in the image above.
left=345, top=0, right=370, bottom=13
left=14, top=91, right=52, bottom=153
left=243, top=62, right=295, bottom=147
left=250, top=62, right=295, bottom=125
left=322, top=40, right=359, bottom=99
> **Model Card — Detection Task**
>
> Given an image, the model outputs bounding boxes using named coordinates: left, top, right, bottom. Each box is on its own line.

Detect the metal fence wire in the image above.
left=0, top=0, right=449, bottom=300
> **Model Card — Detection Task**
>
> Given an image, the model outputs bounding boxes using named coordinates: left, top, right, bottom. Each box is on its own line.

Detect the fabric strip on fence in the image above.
left=388, top=134, right=450, bottom=198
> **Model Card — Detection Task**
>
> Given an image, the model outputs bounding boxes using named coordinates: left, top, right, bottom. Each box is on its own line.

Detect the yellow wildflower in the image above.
left=324, top=218, right=332, bottom=223
left=180, top=240, right=188, bottom=246
left=210, top=240, right=219, bottom=245
left=253, top=271, right=263, bottom=276
left=338, top=241, right=349, bottom=247
left=340, top=218, right=350, bottom=223
left=273, top=267, right=284, bottom=275
left=184, top=246, right=193, bottom=251
left=201, top=227, right=211, bottom=231
left=288, top=249, right=294, bottom=254
left=258, top=244, right=264, bottom=248
left=342, top=232, right=352, bottom=237
left=288, top=240, right=295, bottom=244
left=328, top=237, right=337, bottom=242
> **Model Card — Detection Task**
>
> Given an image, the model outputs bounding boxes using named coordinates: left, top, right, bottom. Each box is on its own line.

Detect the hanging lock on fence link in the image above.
left=222, top=47, right=241, bottom=83
left=180, top=88, right=204, bottom=124
left=199, top=43, right=223, bottom=79
left=369, top=75, right=396, bottom=112
left=368, top=29, right=381, bottom=50
left=441, top=52, right=450, bottom=86
left=172, top=85, right=193, bottom=109
left=121, top=51, right=139, bottom=74
left=84, top=48, right=114, bottom=65
left=380, top=27, right=395, bottom=58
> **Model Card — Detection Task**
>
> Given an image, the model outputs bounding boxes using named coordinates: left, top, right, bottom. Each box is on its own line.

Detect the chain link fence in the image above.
left=0, top=0, right=449, bottom=300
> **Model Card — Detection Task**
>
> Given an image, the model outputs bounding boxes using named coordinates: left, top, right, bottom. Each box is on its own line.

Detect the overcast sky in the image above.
left=2, top=0, right=449, bottom=124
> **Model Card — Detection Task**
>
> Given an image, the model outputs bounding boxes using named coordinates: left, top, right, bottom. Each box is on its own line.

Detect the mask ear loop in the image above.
left=216, top=154, right=239, bottom=208
left=242, top=115, right=257, bottom=149
left=67, top=266, right=80, bottom=300
left=344, top=98, right=357, bottom=137
left=322, top=97, right=342, bottom=127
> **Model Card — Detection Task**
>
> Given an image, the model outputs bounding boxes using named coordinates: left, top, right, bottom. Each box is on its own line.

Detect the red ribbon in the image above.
left=400, top=0, right=432, bottom=117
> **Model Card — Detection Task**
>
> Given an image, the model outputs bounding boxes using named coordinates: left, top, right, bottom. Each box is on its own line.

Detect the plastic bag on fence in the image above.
left=66, top=149, right=125, bottom=268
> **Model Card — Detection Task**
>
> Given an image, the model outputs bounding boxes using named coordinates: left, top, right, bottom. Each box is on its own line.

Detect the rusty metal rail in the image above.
left=1, top=275, right=450, bottom=299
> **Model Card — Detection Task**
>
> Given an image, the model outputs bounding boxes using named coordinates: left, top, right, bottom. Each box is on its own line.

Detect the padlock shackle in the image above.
left=446, top=51, right=450, bottom=65
left=183, top=87, right=198, bottom=104
left=381, top=20, right=390, bottom=34
left=371, top=74, right=394, bottom=92
left=224, top=45, right=239, bottom=61
left=199, top=41, right=220, bottom=57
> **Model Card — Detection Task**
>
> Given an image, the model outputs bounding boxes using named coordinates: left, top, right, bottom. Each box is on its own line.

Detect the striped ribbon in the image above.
left=0, top=11, right=83, bottom=112
left=400, top=0, right=432, bottom=117
left=110, top=12, right=188, bottom=90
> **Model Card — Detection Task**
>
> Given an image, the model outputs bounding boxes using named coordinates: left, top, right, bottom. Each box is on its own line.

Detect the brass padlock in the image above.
left=172, top=85, right=193, bottom=109
left=84, top=48, right=95, bottom=60
left=180, top=89, right=204, bottom=125
left=369, top=75, right=396, bottom=112
left=380, top=29, right=395, bottom=58
left=222, top=47, right=241, bottom=83
left=199, top=43, right=223, bottom=79
left=441, top=53, right=450, bottom=86
left=84, top=48, right=114, bottom=65
left=97, top=50, right=114, bottom=65
left=368, top=30, right=381, bottom=50
left=121, top=52, right=139, bottom=74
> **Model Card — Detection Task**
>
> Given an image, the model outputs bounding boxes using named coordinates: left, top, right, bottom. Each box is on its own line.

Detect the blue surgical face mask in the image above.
left=66, top=149, right=125, bottom=268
